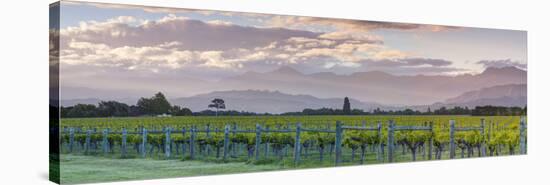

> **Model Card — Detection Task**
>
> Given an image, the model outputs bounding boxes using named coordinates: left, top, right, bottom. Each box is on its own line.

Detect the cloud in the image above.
left=60, top=15, right=407, bottom=71
left=476, top=59, right=527, bottom=69
left=278, top=57, right=465, bottom=76
left=61, top=40, right=276, bottom=71
left=60, top=14, right=465, bottom=80
left=316, top=58, right=461, bottom=75
left=364, top=58, right=453, bottom=68
left=266, top=15, right=459, bottom=33
left=61, top=14, right=319, bottom=51
left=400, top=58, right=453, bottom=67
left=65, top=1, right=213, bottom=14
left=62, top=1, right=458, bottom=75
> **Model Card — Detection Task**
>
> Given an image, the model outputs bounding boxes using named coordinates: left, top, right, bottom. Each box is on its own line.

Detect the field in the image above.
left=58, top=115, right=526, bottom=184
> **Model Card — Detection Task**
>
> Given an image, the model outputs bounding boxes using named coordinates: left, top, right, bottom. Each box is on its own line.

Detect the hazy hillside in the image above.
left=221, top=66, right=526, bottom=105
left=171, top=90, right=393, bottom=114
left=444, top=84, right=526, bottom=104
left=60, top=66, right=527, bottom=111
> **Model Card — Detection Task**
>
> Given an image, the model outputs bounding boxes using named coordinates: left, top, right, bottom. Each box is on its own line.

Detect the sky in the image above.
left=55, top=1, right=527, bottom=99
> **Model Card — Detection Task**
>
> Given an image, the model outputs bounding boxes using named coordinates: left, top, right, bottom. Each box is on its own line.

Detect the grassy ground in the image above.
left=59, top=147, right=464, bottom=184
left=59, top=137, right=519, bottom=184
left=60, top=154, right=284, bottom=184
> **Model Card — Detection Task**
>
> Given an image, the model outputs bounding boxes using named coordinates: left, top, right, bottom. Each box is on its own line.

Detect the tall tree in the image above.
left=208, top=98, right=226, bottom=116
left=151, top=92, right=171, bottom=114
left=137, top=92, right=171, bottom=115
left=343, top=97, right=351, bottom=115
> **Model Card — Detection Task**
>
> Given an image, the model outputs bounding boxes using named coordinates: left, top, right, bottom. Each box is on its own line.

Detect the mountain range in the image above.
left=434, top=83, right=527, bottom=108
left=170, top=90, right=393, bottom=114
left=227, top=66, right=526, bottom=105
left=60, top=66, right=527, bottom=113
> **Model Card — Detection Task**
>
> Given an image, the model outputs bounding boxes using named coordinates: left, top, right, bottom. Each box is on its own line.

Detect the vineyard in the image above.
left=59, top=115, right=527, bottom=167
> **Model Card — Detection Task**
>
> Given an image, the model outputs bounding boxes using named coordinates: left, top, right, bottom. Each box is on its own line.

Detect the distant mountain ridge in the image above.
left=222, top=66, right=526, bottom=105
left=62, top=85, right=526, bottom=113
left=60, top=66, right=527, bottom=111
left=171, top=89, right=393, bottom=114
left=403, top=83, right=525, bottom=110
left=444, top=84, right=526, bottom=104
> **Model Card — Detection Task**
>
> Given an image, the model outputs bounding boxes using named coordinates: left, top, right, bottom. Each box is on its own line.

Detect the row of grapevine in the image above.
left=60, top=117, right=526, bottom=166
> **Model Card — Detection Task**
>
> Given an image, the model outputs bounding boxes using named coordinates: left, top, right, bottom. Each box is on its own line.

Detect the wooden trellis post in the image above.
left=165, top=127, right=171, bottom=158
left=69, top=127, right=74, bottom=153
left=294, top=123, right=302, bottom=166
left=205, top=124, right=211, bottom=156
left=480, top=119, right=486, bottom=157
left=255, top=124, right=262, bottom=161
left=102, top=128, right=109, bottom=155
left=85, top=129, right=91, bottom=154
left=334, top=121, right=343, bottom=166
left=387, top=120, right=395, bottom=162
left=487, top=121, right=494, bottom=143
left=190, top=126, right=196, bottom=159
left=264, top=126, right=270, bottom=158
left=181, top=128, right=186, bottom=158
left=223, top=125, right=230, bottom=161
left=449, top=120, right=456, bottom=159
left=428, top=122, right=433, bottom=160
left=141, top=128, right=147, bottom=158
left=377, top=122, right=383, bottom=162
left=232, top=123, right=238, bottom=157
left=121, top=128, right=127, bottom=158
left=519, top=116, right=527, bottom=154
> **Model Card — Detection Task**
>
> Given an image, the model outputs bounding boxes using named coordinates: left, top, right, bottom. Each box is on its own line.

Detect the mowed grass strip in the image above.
left=59, top=154, right=281, bottom=184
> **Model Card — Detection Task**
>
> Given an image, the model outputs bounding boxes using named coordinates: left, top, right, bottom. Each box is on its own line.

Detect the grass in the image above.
left=60, top=145, right=487, bottom=184
left=59, top=154, right=283, bottom=184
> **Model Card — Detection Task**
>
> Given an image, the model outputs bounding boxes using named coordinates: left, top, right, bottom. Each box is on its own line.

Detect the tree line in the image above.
left=60, top=93, right=526, bottom=118
left=61, top=92, right=193, bottom=118
left=283, top=105, right=525, bottom=116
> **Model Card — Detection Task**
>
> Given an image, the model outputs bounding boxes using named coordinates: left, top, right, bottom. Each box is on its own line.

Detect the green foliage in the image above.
left=206, top=134, right=224, bottom=147
left=138, top=92, right=172, bottom=115
left=233, top=134, right=255, bottom=146
left=343, top=97, right=351, bottom=115
left=147, top=134, right=164, bottom=146
left=208, top=98, right=226, bottom=116
left=98, top=101, right=129, bottom=117
left=127, top=134, right=142, bottom=145
left=74, top=134, right=87, bottom=144
left=432, top=128, right=449, bottom=147
left=61, top=104, right=99, bottom=118
left=169, top=105, right=193, bottom=116
left=59, top=115, right=524, bottom=159
left=395, top=131, right=430, bottom=147
left=315, top=132, right=335, bottom=148
left=107, top=134, right=122, bottom=145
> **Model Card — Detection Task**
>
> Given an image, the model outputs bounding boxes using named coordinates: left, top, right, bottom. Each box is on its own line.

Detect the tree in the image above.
left=64, top=104, right=98, bottom=118
left=208, top=98, right=226, bottom=116
left=97, top=101, right=129, bottom=117
left=128, top=105, right=143, bottom=116
left=343, top=97, right=351, bottom=115
left=373, top=107, right=382, bottom=115
left=137, top=92, right=171, bottom=115
left=170, top=105, right=193, bottom=116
